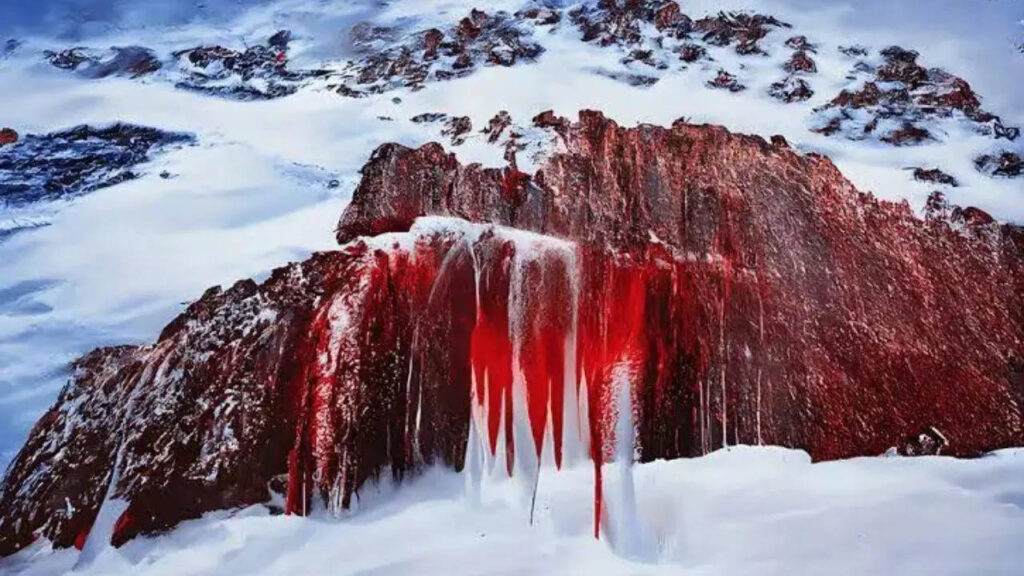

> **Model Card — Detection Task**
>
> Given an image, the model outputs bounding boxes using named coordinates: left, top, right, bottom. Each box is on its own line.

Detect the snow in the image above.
left=5, top=447, right=1024, bottom=575
left=0, top=0, right=1023, bottom=571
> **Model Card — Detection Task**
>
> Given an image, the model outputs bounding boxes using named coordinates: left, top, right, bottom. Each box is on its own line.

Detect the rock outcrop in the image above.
left=172, top=31, right=328, bottom=100
left=334, top=8, right=544, bottom=97
left=975, top=150, right=1023, bottom=178
left=44, top=46, right=162, bottom=79
left=0, top=128, right=17, bottom=146
left=43, top=32, right=327, bottom=101
left=912, top=167, right=959, bottom=187
left=0, top=124, right=194, bottom=242
left=2, top=111, right=1023, bottom=557
left=567, top=2, right=789, bottom=89
left=0, top=124, right=194, bottom=208
left=769, top=35, right=817, bottom=103
left=814, top=45, right=1020, bottom=145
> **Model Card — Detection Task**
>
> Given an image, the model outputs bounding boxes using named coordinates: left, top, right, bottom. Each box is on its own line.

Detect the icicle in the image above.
left=560, top=251, right=583, bottom=467
left=603, top=360, right=649, bottom=558
left=697, top=375, right=705, bottom=455
left=756, top=368, right=763, bottom=446
left=719, top=294, right=727, bottom=450
left=756, top=283, right=766, bottom=446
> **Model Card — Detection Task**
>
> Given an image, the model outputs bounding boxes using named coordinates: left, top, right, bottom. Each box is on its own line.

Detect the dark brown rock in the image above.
left=900, top=426, right=949, bottom=456
left=912, top=167, right=959, bottom=187
left=694, top=11, right=790, bottom=55
left=518, top=7, right=561, bottom=25
left=769, top=76, right=813, bottom=102
left=350, top=22, right=398, bottom=53
left=341, top=9, right=543, bottom=97
left=952, top=206, right=996, bottom=227
left=785, top=35, right=816, bottom=52
left=678, top=43, right=707, bottom=63
left=0, top=127, right=17, bottom=146
left=923, top=190, right=952, bottom=222
left=881, top=123, right=932, bottom=146
left=172, top=33, right=326, bottom=100
left=707, top=69, right=745, bottom=92
left=453, top=52, right=473, bottom=70
left=45, top=46, right=161, bottom=79
left=784, top=50, right=816, bottom=74
left=442, top=116, right=473, bottom=145
left=483, top=111, right=512, bottom=143
left=838, top=44, right=868, bottom=57
left=975, top=151, right=1023, bottom=178
left=532, top=110, right=570, bottom=134
left=423, top=28, right=444, bottom=59
left=570, top=0, right=699, bottom=47
left=654, top=2, right=683, bottom=31
left=411, top=112, right=448, bottom=124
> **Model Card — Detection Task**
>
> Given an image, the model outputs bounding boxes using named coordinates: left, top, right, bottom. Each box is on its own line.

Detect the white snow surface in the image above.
left=0, top=0, right=1023, bottom=572
left=5, top=447, right=1024, bottom=575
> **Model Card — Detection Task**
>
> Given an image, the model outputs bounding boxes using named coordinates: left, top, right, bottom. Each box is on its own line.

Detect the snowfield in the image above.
left=5, top=447, right=1024, bottom=576
left=1, top=0, right=1023, bottom=573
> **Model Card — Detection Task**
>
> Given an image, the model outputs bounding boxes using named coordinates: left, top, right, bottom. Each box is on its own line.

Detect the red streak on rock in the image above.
left=470, top=237, right=517, bottom=473
left=110, top=511, right=133, bottom=547
left=500, top=168, right=531, bottom=205
left=73, top=527, right=90, bottom=551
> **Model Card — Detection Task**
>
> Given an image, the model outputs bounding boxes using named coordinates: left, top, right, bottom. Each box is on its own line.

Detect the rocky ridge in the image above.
left=0, top=124, right=193, bottom=208
left=2, top=111, right=1022, bottom=558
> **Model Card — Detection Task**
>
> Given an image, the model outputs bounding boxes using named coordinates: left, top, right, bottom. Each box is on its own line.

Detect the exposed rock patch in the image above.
left=441, top=116, right=473, bottom=146
left=912, top=167, right=959, bottom=187
left=174, top=31, right=327, bottom=100
left=0, top=128, right=17, bottom=146
left=44, top=46, right=161, bottom=78
left=333, top=9, right=544, bottom=97
left=838, top=44, right=868, bottom=58
left=813, top=45, right=1020, bottom=146
left=532, top=110, right=570, bottom=134
left=568, top=2, right=787, bottom=87
left=1, top=39, right=20, bottom=61
left=707, top=69, right=745, bottom=92
left=677, top=43, right=707, bottom=63
left=483, top=111, right=513, bottom=143
left=784, top=50, right=816, bottom=74
left=411, top=112, right=449, bottom=124
left=693, top=11, right=789, bottom=55
left=975, top=151, right=1023, bottom=178
left=769, top=76, right=813, bottom=102
left=0, top=124, right=193, bottom=207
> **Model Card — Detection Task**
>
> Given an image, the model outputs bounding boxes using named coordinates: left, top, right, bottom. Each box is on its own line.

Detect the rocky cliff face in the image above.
left=2, top=111, right=1023, bottom=557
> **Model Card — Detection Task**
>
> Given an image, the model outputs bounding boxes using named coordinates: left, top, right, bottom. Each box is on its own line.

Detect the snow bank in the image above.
left=5, top=447, right=1024, bottom=575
